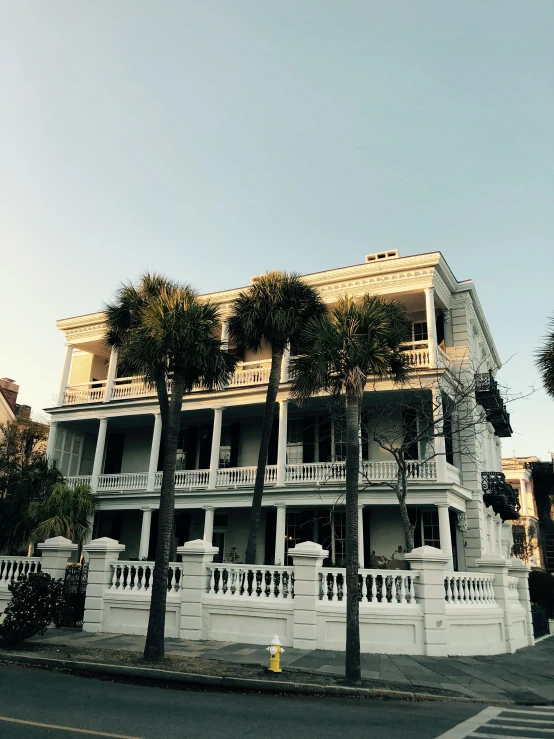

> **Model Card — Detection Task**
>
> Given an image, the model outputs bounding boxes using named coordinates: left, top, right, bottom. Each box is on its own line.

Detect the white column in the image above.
left=276, top=399, right=289, bottom=486
left=45, top=420, right=58, bottom=462
left=274, top=504, right=286, bottom=565
left=91, top=418, right=108, bottom=492
left=139, top=508, right=153, bottom=560
left=203, top=506, right=215, bottom=545
left=436, top=503, right=453, bottom=569
left=424, top=287, right=438, bottom=368
left=280, top=343, right=290, bottom=383
left=496, top=519, right=503, bottom=556
left=358, top=505, right=365, bottom=567
left=432, top=387, right=448, bottom=482
left=56, top=344, right=74, bottom=406
left=520, top=478, right=528, bottom=516
left=147, top=413, right=162, bottom=491
left=221, top=320, right=229, bottom=350
left=208, top=407, right=224, bottom=490
left=103, top=348, right=118, bottom=403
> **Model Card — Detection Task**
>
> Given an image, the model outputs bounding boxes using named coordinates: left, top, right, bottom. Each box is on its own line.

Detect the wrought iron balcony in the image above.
left=481, top=471, right=520, bottom=521
left=475, top=371, right=512, bottom=438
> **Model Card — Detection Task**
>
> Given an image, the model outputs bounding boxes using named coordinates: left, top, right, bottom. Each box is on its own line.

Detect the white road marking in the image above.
left=434, top=705, right=554, bottom=738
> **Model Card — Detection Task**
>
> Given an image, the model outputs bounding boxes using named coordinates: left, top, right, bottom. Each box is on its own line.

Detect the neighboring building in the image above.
left=504, top=455, right=554, bottom=572
left=45, top=250, right=518, bottom=569
left=0, top=378, right=32, bottom=425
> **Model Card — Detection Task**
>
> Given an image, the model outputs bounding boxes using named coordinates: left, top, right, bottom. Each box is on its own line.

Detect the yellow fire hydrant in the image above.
left=267, top=634, right=284, bottom=673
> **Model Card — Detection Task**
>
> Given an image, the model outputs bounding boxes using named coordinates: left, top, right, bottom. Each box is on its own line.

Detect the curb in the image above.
left=0, top=651, right=514, bottom=704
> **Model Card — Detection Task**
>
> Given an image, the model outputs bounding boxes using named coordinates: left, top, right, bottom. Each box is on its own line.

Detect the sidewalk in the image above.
left=31, top=629, right=554, bottom=704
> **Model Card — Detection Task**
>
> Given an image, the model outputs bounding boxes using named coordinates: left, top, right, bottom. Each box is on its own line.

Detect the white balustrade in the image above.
left=97, top=473, right=149, bottom=492
left=206, top=564, right=294, bottom=599
left=65, top=475, right=93, bottom=489
left=216, top=466, right=277, bottom=487
left=286, top=462, right=346, bottom=483
left=508, top=576, right=520, bottom=604
left=320, top=568, right=418, bottom=605
left=444, top=572, right=496, bottom=606
left=402, top=341, right=431, bottom=368
left=227, top=360, right=272, bottom=388
left=286, top=460, right=437, bottom=484
left=63, top=381, right=107, bottom=405
left=109, top=561, right=182, bottom=594
left=0, top=557, right=42, bottom=585
left=174, top=469, right=209, bottom=489
left=111, top=376, right=153, bottom=400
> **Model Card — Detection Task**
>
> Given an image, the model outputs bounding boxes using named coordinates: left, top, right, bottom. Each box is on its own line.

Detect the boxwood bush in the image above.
left=0, top=571, right=66, bottom=647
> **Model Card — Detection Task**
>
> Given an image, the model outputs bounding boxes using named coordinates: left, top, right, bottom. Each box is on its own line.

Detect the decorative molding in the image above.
left=456, top=512, right=468, bottom=532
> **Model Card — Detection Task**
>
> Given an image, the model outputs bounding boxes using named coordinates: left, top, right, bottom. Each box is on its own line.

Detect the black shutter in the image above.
left=230, top=422, right=241, bottom=467
left=103, top=433, right=125, bottom=474
left=361, top=412, right=369, bottom=462
left=185, top=427, right=198, bottom=470
left=402, top=408, right=419, bottom=460
left=268, top=417, right=278, bottom=465
left=264, top=508, right=277, bottom=565
left=318, top=415, right=332, bottom=462
left=198, top=425, right=213, bottom=470
left=436, top=313, right=445, bottom=346
left=303, top=417, right=315, bottom=463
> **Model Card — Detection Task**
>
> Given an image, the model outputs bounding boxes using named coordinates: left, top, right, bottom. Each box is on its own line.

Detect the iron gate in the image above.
left=57, top=562, right=89, bottom=628
left=532, top=606, right=549, bottom=639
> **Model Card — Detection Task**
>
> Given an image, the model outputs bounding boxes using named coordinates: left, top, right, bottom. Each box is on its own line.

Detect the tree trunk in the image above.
left=344, top=390, right=361, bottom=686
left=396, top=466, right=415, bottom=552
left=244, top=346, right=284, bottom=565
left=144, top=372, right=184, bottom=661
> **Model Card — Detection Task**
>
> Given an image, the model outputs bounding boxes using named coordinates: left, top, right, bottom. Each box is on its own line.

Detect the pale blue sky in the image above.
left=1, top=1, right=553, bottom=458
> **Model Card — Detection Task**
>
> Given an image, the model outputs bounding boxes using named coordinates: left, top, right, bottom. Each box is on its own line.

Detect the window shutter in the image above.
left=318, top=415, right=332, bottom=462
left=302, top=417, right=315, bottom=463
left=184, top=427, right=198, bottom=470
left=268, top=417, right=278, bottom=465
left=230, top=422, right=241, bottom=467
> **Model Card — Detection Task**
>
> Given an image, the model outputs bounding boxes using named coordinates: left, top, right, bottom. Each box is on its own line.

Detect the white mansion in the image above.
left=45, top=250, right=518, bottom=574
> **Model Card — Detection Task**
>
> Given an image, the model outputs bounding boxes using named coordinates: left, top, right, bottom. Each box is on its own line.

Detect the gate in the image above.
left=57, top=562, right=89, bottom=628
left=532, top=606, right=549, bottom=639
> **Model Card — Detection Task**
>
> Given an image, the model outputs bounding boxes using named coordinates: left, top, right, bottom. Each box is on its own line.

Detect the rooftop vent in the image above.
left=365, top=250, right=400, bottom=263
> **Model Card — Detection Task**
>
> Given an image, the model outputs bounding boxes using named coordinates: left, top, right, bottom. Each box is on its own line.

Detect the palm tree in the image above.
left=536, top=315, right=554, bottom=398
left=228, top=272, right=324, bottom=565
left=290, top=295, right=410, bottom=685
left=105, top=274, right=236, bottom=661
left=30, top=482, right=96, bottom=547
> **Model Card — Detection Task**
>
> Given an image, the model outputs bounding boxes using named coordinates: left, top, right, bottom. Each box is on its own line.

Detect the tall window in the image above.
left=287, top=419, right=303, bottom=464
left=412, top=321, right=428, bottom=343
left=54, top=428, right=84, bottom=476
left=219, top=424, right=232, bottom=468
left=333, top=418, right=347, bottom=461
left=422, top=510, right=440, bottom=548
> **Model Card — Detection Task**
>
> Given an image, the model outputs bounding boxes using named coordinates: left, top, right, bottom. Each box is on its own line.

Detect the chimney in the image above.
left=0, top=378, right=19, bottom=415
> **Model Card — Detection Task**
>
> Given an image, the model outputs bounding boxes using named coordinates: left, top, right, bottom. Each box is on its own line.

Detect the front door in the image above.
left=213, top=530, right=226, bottom=563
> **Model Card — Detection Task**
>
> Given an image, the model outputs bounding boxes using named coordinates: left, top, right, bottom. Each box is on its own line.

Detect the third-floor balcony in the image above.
left=60, top=341, right=452, bottom=407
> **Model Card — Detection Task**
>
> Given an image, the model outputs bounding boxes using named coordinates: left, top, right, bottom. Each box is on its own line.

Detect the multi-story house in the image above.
left=44, top=250, right=518, bottom=571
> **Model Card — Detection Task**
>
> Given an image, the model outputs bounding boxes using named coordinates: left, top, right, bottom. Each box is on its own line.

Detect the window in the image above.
left=219, top=424, right=232, bottom=468
left=287, top=419, right=304, bottom=465
left=512, top=525, right=526, bottom=558
left=333, top=418, right=347, bottom=462
left=412, top=322, right=428, bottom=343
left=54, top=428, right=84, bottom=476
left=422, top=510, right=440, bottom=548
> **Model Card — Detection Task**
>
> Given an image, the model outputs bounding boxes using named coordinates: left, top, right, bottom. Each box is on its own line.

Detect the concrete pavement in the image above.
left=32, top=629, right=554, bottom=704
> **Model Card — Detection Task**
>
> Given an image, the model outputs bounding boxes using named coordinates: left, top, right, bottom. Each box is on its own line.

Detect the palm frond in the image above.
left=536, top=315, right=554, bottom=398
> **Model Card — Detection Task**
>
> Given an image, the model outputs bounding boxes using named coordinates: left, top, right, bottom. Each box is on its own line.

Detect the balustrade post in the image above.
left=82, top=537, right=126, bottom=633
left=404, top=545, right=449, bottom=656
left=38, top=536, right=78, bottom=580
left=103, top=348, right=118, bottom=403
left=91, top=417, right=108, bottom=492
left=289, top=541, right=328, bottom=650
left=424, top=287, right=438, bottom=368
left=274, top=504, right=287, bottom=565
left=276, top=399, right=288, bottom=487
left=56, top=344, right=74, bottom=406
left=177, top=539, right=219, bottom=640
left=208, top=407, right=224, bottom=490
left=508, top=557, right=534, bottom=647
left=203, top=506, right=215, bottom=545
left=147, top=413, right=162, bottom=492
left=476, top=554, right=518, bottom=653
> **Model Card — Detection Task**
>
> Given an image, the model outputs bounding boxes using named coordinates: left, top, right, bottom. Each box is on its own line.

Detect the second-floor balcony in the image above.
left=66, top=458, right=449, bottom=494
left=60, top=341, right=452, bottom=407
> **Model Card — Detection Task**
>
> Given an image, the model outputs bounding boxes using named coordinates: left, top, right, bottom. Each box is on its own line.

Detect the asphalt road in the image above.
left=0, top=664, right=482, bottom=739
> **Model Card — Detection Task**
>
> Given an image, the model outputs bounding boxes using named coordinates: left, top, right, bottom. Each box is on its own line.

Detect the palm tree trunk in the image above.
left=244, top=345, right=284, bottom=565
left=344, top=390, right=361, bottom=685
left=144, top=372, right=184, bottom=661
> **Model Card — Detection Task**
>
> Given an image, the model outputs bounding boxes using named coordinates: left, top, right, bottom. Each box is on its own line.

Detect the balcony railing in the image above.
left=481, top=471, right=520, bottom=521
left=66, top=459, right=439, bottom=493
left=475, top=371, right=512, bottom=438
left=60, top=341, right=455, bottom=406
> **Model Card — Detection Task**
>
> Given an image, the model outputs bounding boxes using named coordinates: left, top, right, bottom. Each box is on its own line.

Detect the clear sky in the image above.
left=2, top=1, right=553, bottom=459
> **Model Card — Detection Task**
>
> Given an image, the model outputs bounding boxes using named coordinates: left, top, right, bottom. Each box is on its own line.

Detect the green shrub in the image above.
left=0, top=571, right=66, bottom=646
left=528, top=569, right=554, bottom=618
